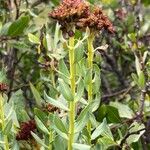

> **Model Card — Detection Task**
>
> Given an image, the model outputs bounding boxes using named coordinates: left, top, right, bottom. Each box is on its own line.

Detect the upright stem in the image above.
left=48, top=131, right=53, bottom=150
left=87, top=32, right=95, bottom=145
left=0, top=93, right=9, bottom=150
left=68, top=36, right=76, bottom=150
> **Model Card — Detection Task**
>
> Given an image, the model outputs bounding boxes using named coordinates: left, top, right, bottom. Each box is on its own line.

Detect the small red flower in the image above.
left=42, top=103, right=60, bottom=113
left=0, top=83, right=9, bottom=92
left=16, top=120, right=36, bottom=141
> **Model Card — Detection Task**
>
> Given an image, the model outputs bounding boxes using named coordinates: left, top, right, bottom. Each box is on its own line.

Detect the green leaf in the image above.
left=75, top=104, right=92, bottom=133
left=53, top=114, right=67, bottom=134
left=92, top=92, right=101, bottom=112
left=135, top=55, right=141, bottom=77
left=131, top=73, right=139, bottom=86
left=93, top=72, right=101, bottom=95
left=54, top=136, right=67, bottom=150
left=75, top=79, right=84, bottom=102
left=97, top=136, right=117, bottom=150
left=72, top=143, right=90, bottom=150
left=10, top=93, right=28, bottom=123
left=3, top=120, right=12, bottom=135
left=138, top=71, right=145, bottom=88
left=84, top=69, right=91, bottom=87
left=75, top=45, right=84, bottom=62
left=76, top=58, right=87, bottom=77
left=54, top=22, right=61, bottom=49
left=34, top=108, right=48, bottom=123
left=0, top=22, right=11, bottom=36
left=110, top=102, right=134, bottom=119
left=106, top=106, right=121, bottom=123
left=58, top=59, right=70, bottom=78
left=96, top=105, right=107, bottom=122
left=35, top=116, right=49, bottom=135
left=30, top=82, right=42, bottom=107
left=19, top=110, right=30, bottom=122
left=91, top=118, right=107, bottom=140
left=5, top=107, right=13, bottom=121
left=8, top=16, right=30, bottom=36
left=58, top=79, right=74, bottom=101
left=93, top=64, right=101, bottom=95
left=44, top=91, right=69, bottom=111
left=53, top=126, right=68, bottom=140
left=31, top=132, right=49, bottom=148
left=127, top=122, right=145, bottom=145
left=50, top=115, right=68, bottom=140
left=75, top=112, right=89, bottom=133
left=90, top=113, right=98, bottom=128
left=28, top=33, right=40, bottom=44
left=12, top=141, right=20, bottom=150
left=58, top=59, right=70, bottom=84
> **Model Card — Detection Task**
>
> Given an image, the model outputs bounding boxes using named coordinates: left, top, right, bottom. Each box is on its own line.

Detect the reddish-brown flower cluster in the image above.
left=16, top=120, right=36, bottom=141
left=49, top=0, right=114, bottom=33
left=76, top=7, right=114, bottom=33
left=0, top=83, right=9, bottom=92
left=49, top=0, right=89, bottom=22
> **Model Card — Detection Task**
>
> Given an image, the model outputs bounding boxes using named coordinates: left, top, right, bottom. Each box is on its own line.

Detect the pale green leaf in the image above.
left=28, top=33, right=40, bottom=44
left=58, top=79, right=74, bottom=101
left=44, top=91, right=69, bottom=111
left=31, top=132, right=49, bottom=148
left=35, top=116, right=49, bottom=135
left=110, top=102, right=134, bottom=119
left=91, top=118, right=107, bottom=140
left=72, top=143, right=90, bottom=150
left=30, top=82, right=42, bottom=106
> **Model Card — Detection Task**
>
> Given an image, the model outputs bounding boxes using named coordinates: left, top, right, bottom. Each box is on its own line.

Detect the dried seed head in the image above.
left=16, top=120, right=36, bottom=141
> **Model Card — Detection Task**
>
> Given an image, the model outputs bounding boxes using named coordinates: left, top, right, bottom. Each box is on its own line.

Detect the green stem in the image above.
left=87, top=32, right=95, bottom=145
left=48, top=131, right=53, bottom=150
left=68, top=36, right=76, bottom=150
left=0, top=93, right=9, bottom=150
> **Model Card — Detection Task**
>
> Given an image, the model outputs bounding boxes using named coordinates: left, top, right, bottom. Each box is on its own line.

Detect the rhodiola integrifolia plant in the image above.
left=76, top=6, right=114, bottom=144
left=48, top=0, right=114, bottom=149
left=49, top=1, right=90, bottom=149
